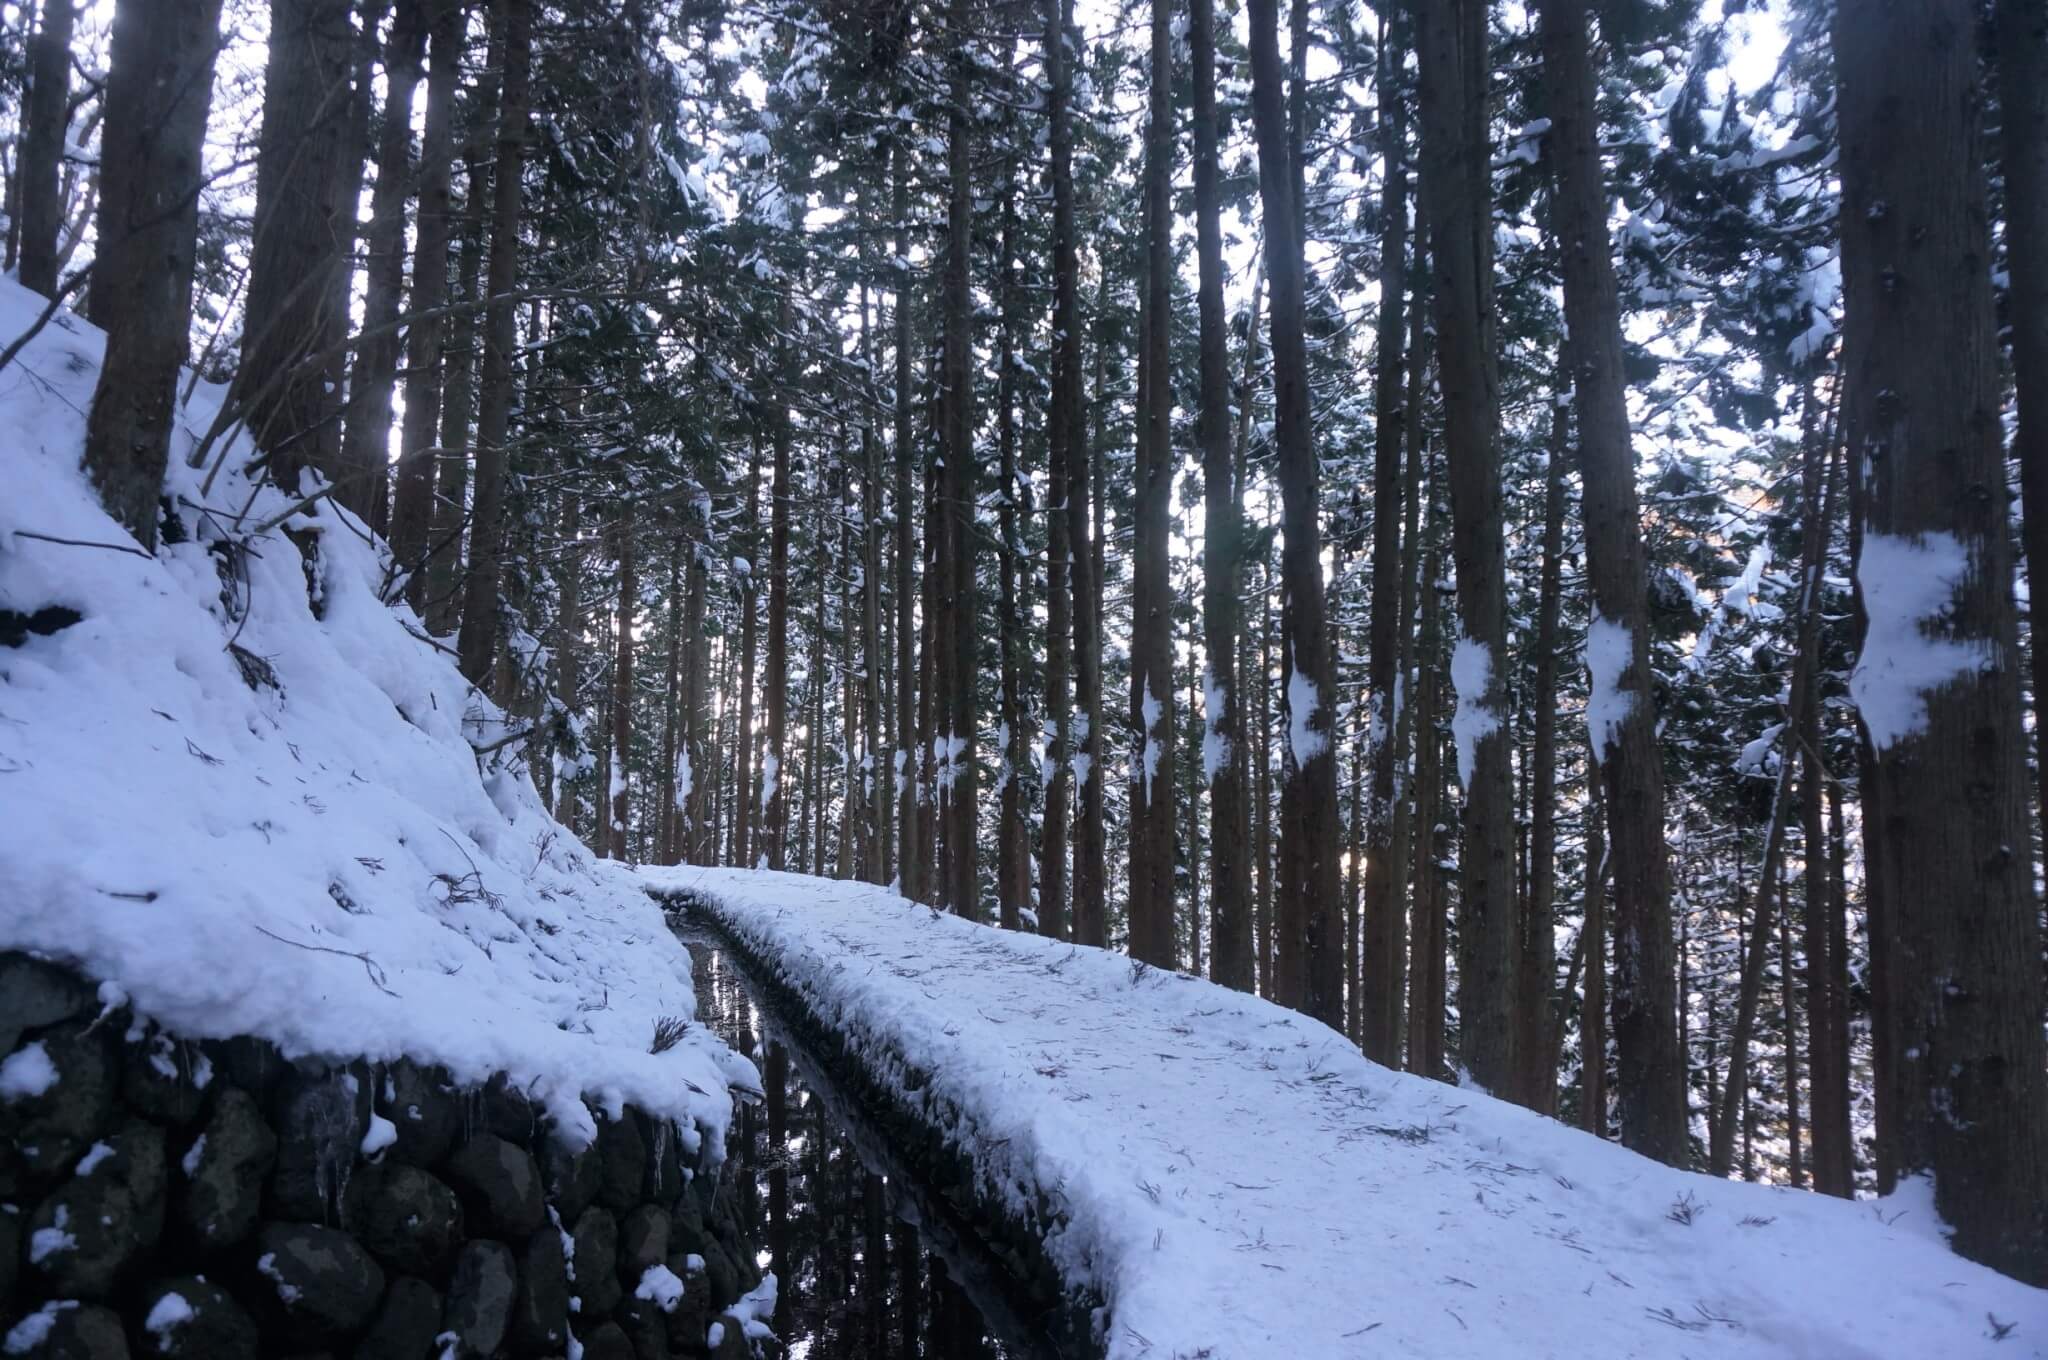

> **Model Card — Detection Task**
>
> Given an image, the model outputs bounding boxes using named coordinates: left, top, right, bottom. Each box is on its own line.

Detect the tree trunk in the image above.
left=763, top=339, right=793, bottom=872
left=1250, top=0, right=1342, bottom=1028
left=735, top=438, right=762, bottom=868
left=1359, top=17, right=1411, bottom=1054
left=610, top=509, right=636, bottom=861
left=1418, top=0, right=1517, bottom=1091
left=1070, top=169, right=1107, bottom=949
left=1581, top=776, right=1607, bottom=1133
left=996, top=174, right=1028, bottom=929
left=658, top=533, right=683, bottom=864
left=1538, top=0, right=1685, bottom=1153
left=1521, top=399, right=1567, bottom=1111
left=936, top=0, right=979, bottom=920
left=1837, top=0, right=2048, bottom=1283
left=239, top=0, right=356, bottom=497
left=1128, top=0, right=1177, bottom=967
left=424, top=131, right=488, bottom=637
left=17, top=0, right=75, bottom=299
left=1191, top=0, right=1249, bottom=988
left=81, top=0, right=223, bottom=551
left=339, top=0, right=427, bottom=540
left=1998, top=0, right=2048, bottom=845
left=1038, top=0, right=1077, bottom=944
left=893, top=137, right=922, bottom=902
left=454, top=0, right=529, bottom=687
left=1405, top=498, right=1447, bottom=1078
left=390, top=0, right=463, bottom=606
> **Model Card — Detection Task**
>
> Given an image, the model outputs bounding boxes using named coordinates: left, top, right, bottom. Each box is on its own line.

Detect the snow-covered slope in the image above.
left=0, top=277, right=752, bottom=1151
left=650, top=865, right=2047, bottom=1360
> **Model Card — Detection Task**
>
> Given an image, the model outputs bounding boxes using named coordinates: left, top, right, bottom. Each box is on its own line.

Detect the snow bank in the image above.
left=648, top=865, right=2047, bottom=1360
left=0, top=276, right=748, bottom=1150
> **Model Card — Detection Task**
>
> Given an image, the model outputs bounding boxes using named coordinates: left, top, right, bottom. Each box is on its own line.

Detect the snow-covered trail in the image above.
left=632, top=866, right=2044, bottom=1360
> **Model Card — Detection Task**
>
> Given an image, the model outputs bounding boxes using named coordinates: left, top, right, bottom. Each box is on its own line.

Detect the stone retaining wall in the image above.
left=0, top=952, right=761, bottom=1359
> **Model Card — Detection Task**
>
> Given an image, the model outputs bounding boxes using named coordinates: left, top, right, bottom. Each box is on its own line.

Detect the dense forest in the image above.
left=3, top=0, right=2044, bottom=1290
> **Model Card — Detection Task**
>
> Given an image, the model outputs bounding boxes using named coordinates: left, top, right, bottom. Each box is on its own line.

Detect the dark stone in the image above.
left=658, top=1256, right=712, bottom=1354
left=647, top=1122, right=684, bottom=1208
left=2, top=1021, right=118, bottom=1184
left=376, top=1062, right=458, bottom=1169
left=567, top=1206, right=619, bottom=1317
left=668, top=1188, right=707, bottom=1258
left=697, top=1241, right=739, bottom=1315
left=479, top=1074, right=537, bottom=1142
left=353, top=1276, right=441, bottom=1360
left=25, top=1121, right=166, bottom=1298
left=200, top=1036, right=284, bottom=1096
left=121, top=1032, right=211, bottom=1128
left=0, top=1301, right=129, bottom=1359
left=269, top=1065, right=370, bottom=1223
left=591, top=1109, right=646, bottom=1213
left=177, top=1087, right=277, bottom=1249
left=578, top=1321, right=634, bottom=1360
left=441, top=1241, right=515, bottom=1357
left=615, top=1295, right=669, bottom=1360
left=537, top=1133, right=598, bottom=1226
left=441, top=1134, right=543, bottom=1239
left=1, top=1202, right=20, bottom=1317
left=617, top=1206, right=670, bottom=1284
left=255, top=1221, right=386, bottom=1343
left=709, top=1312, right=752, bottom=1360
left=507, top=1226, right=570, bottom=1356
left=134, top=1275, right=258, bottom=1359
left=343, top=1163, right=462, bottom=1279
left=0, top=954, right=96, bottom=1055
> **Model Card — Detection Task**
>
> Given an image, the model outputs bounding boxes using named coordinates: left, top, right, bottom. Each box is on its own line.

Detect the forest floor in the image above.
left=637, top=864, right=2045, bottom=1360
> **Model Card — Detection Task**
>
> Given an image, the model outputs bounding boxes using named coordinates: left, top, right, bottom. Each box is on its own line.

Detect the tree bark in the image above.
left=17, top=0, right=75, bottom=300
left=1538, top=0, right=1685, bottom=1154
left=893, top=136, right=923, bottom=902
left=936, top=0, right=979, bottom=920
left=339, top=0, right=427, bottom=539
left=996, top=174, right=1029, bottom=930
left=390, top=0, right=464, bottom=607
left=1836, top=0, right=2048, bottom=1283
left=1520, top=399, right=1567, bottom=1111
left=735, top=437, right=762, bottom=868
left=454, top=0, right=529, bottom=687
left=1250, top=0, right=1343, bottom=1028
left=1038, top=0, right=1077, bottom=943
left=763, top=329, right=794, bottom=873
left=81, top=0, right=223, bottom=551
left=1359, top=17, right=1411, bottom=1056
left=240, top=0, right=357, bottom=498
left=1419, top=0, right=1517, bottom=1092
left=1997, top=0, right=2048, bottom=848
left=1070, top=167, right=1107, bottom=949
left=609, top=508, right=636, bottom=861
left=1191, top=0, right=1249, bottom=988
left=1128, top=0, right=1177, bottom=967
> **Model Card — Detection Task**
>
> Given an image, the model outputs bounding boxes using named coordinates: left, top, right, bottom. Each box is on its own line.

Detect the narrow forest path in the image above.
left=629, top=866, right=2044, bottom=1360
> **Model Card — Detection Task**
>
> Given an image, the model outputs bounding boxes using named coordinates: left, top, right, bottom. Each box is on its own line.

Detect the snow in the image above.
left=73, top=1141, right=114, bottom=1176
left=1200, top=666, right=1229, bottom=782
left=142, top=1290, right=196, bottom=1339
left=634, top=1263, right=686, bottom=1312
left=0, top=275, right=746, bottom=1154
left=181, top=1133, right=207, bottom=1178
left=1283, top=647, right=1328, bottom=767
left=360, top=1112, right=398, bottom=1160
left=4, top=1302, right=77, bottom=1355
left=644, top=865, right=2048, bottom=1360
left=1583, top=611, right=1636, bottom=757
left=1849, top=532, right=1992, bottom=751
left=723, top=1274, right=778, bottom=1343
left=256, top=1251, right=301, bottom=1304
left=1137, top=681, right=1165, bottom=803
left=0, top=1042, right=57, bottom=1101
left=27, top=1206, right=73, bottom=1265
left=1449, top=636, right=1499, bottom=789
